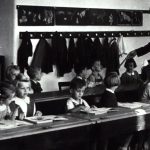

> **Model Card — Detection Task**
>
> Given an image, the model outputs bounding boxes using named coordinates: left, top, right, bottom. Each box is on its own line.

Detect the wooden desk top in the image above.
left=0, top=115, right=91, bottom=141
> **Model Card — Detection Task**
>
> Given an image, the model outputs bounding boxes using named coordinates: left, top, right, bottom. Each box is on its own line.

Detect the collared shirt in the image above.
left=106, top=88, right=115, bottom=94
left=126, top=72, right=135, bottom=76
left=14, top=96, right=35, bottom=117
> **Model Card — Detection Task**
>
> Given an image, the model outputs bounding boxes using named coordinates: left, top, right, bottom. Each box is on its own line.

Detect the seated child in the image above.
left=74, top=63, right=89, bottom=82
left=120, top=58, right=142, bottom=85
left=14, top=78, right=42, bottom=120
left=66, top=77, right=90, bottom=113
left=5, top=65, right=20, bottom=85
left=0, top=93, right=7, bottom=120
left=88, top=59, right=106, bottom=87
left=27, top=66, right=43, bottom=93
left=141, top=59, right=150, bottom=83
left=98, top=72, right=120, bottom=107
left=97, top=72, right=132, bottom=150
left=141, top=70, right=150, bottom=102
left=0, top=82, right=16, bottom=119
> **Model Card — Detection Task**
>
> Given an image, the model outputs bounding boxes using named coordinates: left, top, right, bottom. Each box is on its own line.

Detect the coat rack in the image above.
left=20, top=31, right=150, bottom=39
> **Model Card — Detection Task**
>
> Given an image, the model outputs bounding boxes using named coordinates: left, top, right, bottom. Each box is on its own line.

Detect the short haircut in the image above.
left=74, top=63, right=87, bottom=75
left=104, top=72, right=120, bottom=88
left=16, top=79, right=30, bottom=88
left=27, top=66, right=41, bottom=79
left=124, top=58, right=137, bottom=68
left=70, top=78, right=86, bottom=90
left=0, top=82, right=16, bottom=99
left=5, top=65, right=20, bottom=80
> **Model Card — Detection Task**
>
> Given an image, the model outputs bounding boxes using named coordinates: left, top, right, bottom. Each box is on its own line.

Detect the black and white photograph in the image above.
left=0, top=0, right=150, bottom=150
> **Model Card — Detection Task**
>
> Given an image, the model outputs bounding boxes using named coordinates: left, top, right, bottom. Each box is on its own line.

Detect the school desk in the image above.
left=0, top=115, right=92, bottom=150
left=30, top=83, right=142, bottom=114
left=0, top=105, right=150, bottom=150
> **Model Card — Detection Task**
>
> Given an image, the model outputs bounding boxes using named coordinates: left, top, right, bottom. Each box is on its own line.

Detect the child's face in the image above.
left=17, top=82, right=30, bottom=99
left=93, top=61, right=102, bottom=72
left=10, top=69, right=20, bottom=81
left=35, top=70, right=42, bottom=81
left=81, top=68, right=88, bottom=79
left=127, top=62, right=134, bottom=73
left=72, top=86, right=86, bottom=100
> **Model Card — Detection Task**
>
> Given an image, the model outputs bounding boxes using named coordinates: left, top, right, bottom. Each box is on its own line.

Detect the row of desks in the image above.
left=0, top=105, right=150, bottom=150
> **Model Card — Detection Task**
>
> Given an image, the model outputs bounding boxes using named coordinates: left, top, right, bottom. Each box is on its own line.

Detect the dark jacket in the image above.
left=136, top=42, right=150, bottom=57
left=99, top=90, right=118, bottom=107
left=31, top=38, right=53, bottom=73
left=17, top=32, right=32, bottom=73
left=30, top=80, right=43, bottom=94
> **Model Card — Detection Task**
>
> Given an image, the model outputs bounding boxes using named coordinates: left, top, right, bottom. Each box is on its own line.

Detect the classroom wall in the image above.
left=0, top=0, right=15, bottom=67
left=1, top=0, right=150, bottom=91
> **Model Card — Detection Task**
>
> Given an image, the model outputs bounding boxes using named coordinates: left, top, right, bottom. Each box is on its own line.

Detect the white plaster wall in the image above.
left=0, top=0, right=15, bottom=67
left=12, top=0, right=150, bottom=91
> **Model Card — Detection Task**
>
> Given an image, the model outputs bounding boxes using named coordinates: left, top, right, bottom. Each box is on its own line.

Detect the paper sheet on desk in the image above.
left=0, top=120, right=31, bottom=130
left=81, top=107, right=111, bottom=115
left=118, top=102, right=150, bottom=109
left=25, top=115, right=68, bottom=124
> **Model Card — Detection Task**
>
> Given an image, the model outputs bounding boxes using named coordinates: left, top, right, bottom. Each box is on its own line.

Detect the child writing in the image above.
left=66, top=77, right=90, bottom=113
left=14, top=77, right=42, bottom=120
left=27, top=66, right=43, bottom=93
left=88, top=59, right=106, bottom=88
left=5, top=65, right=20, bottom=85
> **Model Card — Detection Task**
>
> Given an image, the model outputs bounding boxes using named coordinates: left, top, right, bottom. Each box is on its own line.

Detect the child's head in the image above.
left=16, top=79, right=31, bottom=99
left=27, top=66, right=42, bottom=81
left=104, top=72, right=120, bottom=89
left=124, top=58, right=137, bottom=73
left=92, top=59, right=103, bottom=72
left=74, top=63, right=88, bottom=80
left=5, top=65, right=20, bottom=81
left=70, top=78, right=86, bottom=100
left=0, top=82, right=16, bottom=105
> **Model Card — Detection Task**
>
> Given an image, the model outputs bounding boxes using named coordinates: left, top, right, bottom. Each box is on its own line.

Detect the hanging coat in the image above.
left=31, top=38, right=53, bottom=73
left=76, top=35, right=87, bottom=67
left=52, top=34, right=68, bottom=77
left=68, top=37, right=76, bottom=72
left=107, top=38, right=120, bottom=75
left=93, top=37, right=104, bottom=65
left=102, top=37, right=110, bottom=68
left=17, top=32, right=32, bottom=73
left=84, top=37, right=94, bottom=68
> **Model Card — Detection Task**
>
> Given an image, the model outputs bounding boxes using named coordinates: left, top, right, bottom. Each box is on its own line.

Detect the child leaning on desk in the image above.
left=12, top=77, right=42, bottom=120
left=66, top=77, right=90, bottom=113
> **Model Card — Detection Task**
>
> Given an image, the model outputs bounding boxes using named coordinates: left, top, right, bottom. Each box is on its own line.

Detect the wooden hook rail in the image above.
left=20, top=31, right=150, bottom=39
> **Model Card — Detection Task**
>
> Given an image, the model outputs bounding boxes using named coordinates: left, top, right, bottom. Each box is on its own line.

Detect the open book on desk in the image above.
left=24, top=115, right=68, bottom=124
left=118, top=102, right=150, bottom=109
left=80, top=107, right=111, bottom=115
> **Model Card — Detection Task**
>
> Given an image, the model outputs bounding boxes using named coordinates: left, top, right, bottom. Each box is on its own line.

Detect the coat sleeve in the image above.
left=135, top=42, right=150, bottom=57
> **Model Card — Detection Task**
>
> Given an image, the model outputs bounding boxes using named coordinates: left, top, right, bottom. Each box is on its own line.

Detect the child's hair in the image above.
left=27, top=66, right=41, bottom=79
left=0, top=82, right=16, bottom=99
left=5, top=65, right=20, bottom=80
left=74, top=63, right=87, bottom=75
left=124, top=58, right=137, bottom=68
left=70, top=78, right=86, bottom=90
left=16, top=78, right=30, bottom=88
left=104, top=72, right=120, bottom=88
